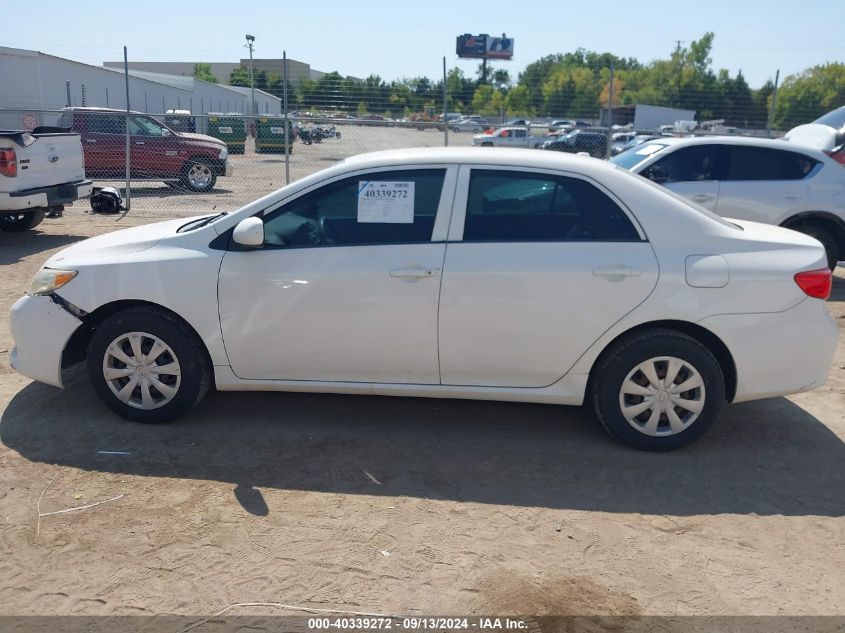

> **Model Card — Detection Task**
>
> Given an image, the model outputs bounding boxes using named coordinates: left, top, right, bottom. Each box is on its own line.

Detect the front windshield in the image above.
left=610, top=142, right=670, bottom=169
left=814, top=106, right=845, bottom=130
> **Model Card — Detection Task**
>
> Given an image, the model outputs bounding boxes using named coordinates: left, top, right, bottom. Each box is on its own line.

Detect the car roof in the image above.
left=342, top=147, right=615, bottom=175
left=639, top=135, right=831, bottom=160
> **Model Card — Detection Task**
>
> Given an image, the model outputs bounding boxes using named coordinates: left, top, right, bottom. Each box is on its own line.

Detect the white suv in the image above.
left=612, top=136, right=845, bottom=269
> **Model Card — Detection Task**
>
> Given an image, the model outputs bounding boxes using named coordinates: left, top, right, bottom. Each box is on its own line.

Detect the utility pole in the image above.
left=245, top=34, right=256, bottom=116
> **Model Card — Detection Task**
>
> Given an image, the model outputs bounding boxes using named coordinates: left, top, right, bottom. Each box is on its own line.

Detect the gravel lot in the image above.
left=1, top=128, right=844, bottom=621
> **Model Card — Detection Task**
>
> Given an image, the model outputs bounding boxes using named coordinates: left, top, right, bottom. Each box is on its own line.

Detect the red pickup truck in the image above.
left=58, top=107, right=232, bottom=192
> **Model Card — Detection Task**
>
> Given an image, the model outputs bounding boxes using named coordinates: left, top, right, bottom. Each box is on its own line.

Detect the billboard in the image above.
left=456, top=34, right=514, bottom=60
left=485, top=36, right=514, bottom=60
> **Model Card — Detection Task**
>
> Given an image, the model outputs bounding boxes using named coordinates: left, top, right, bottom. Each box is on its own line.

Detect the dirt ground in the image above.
left=1, top=141, right=844, bottom=621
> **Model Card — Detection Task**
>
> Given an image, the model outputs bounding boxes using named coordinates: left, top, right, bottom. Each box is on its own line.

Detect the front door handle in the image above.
left=593, top=266, right=641, bottom=278
left=389, top=267, right=439, bottom=279
left=134, top=141, right=145, bottom=145
left=692, top=193, right=713, bottom=202
left=85, top=139, right=97, bottom=143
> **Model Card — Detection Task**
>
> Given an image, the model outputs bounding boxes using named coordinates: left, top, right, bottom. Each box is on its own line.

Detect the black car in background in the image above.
left=543, top=130, right=608, bottom=158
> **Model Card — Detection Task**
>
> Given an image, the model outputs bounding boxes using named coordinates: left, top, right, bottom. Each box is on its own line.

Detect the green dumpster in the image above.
left=255, top=117, right=294, bottom=154
left=207, top=114, right=246, bottom=154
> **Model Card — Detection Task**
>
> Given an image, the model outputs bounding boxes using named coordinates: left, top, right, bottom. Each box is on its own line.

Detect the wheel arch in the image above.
left=781, top=211, right=845, bottom=254
left=62, top=299, right=214, bottom=380
left=586, top=319, right=738, bottom=403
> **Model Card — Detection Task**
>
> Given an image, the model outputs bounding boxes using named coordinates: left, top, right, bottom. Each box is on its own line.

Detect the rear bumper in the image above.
left=9, top=294, right=81, bottom=388
left=699, top=298, right=838, bottom=403
left=0, top=179, right=93, bottom=211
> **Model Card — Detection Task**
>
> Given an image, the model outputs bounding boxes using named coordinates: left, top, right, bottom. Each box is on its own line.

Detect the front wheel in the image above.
left=181, top=159, right=217, bottom=192
left=0, top=209, right=46, bottom=232
left=591, top=329, right=725, bottom=451
left=86, top=307, right=211, bottom=424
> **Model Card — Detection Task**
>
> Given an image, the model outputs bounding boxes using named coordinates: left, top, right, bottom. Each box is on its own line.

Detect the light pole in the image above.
left=245, top=34, right=256, bottom=116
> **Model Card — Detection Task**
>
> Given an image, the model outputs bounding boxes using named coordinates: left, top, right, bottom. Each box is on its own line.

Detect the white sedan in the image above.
left=9, top=148, right=838, bottom=451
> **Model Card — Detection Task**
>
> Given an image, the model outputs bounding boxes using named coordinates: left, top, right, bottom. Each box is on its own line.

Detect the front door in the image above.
left=643, top=143, right=722, bottom=212
left=218, top=167, right=455, bottom=383
left=129, top=115, right=183, bottom=178
left=438, top=167, right=659, bottom=388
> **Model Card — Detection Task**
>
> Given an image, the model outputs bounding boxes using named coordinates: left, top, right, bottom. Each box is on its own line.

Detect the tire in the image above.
left=180, top=158, right=217, bottom=193
left=591, top=329, right=725, bottom=451
left=86, top=307, right=211, bottom=424
left=0, top=209, right=46, bottom=232
left=795, top=224, right=839, bottom=270
left=481, top=142, right=494, bottom=147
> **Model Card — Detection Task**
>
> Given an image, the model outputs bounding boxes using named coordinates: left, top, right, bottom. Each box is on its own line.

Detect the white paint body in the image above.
left=9, top=148, right=838, bottom=411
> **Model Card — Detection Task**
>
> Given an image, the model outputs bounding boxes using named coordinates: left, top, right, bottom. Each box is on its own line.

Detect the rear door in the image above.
left=641, top=144, right=722, bottom=211
left=77, top=112, right=126, bottom=178
left=438, top=166, right=659, bottom=388
left=716, top=145, right=811, bottom=223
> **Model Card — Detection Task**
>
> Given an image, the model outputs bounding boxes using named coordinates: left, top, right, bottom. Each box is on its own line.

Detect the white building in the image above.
left=0, top=46, right=282, bottom=130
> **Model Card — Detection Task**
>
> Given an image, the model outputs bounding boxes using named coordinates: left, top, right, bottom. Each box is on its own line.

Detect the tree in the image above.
left=773, top=63, right=845, bottom=130
left=193, top=63, right=217, bottom=84
left=505, top=85, right=532, bottom=116
left=228, top=67, right=250, bottom=87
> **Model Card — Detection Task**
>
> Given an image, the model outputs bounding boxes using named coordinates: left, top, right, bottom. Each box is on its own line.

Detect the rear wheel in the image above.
left=591, top=329, right=725, bottom=451
left=794, top=223, right=840, bottom=270
left=181, top=159, right=217, bottom=193
left=0, top=209, right=45, bottom=232
left=86, top=307, right=211, bottom=424
left=481, top=142, right=493, bottom=147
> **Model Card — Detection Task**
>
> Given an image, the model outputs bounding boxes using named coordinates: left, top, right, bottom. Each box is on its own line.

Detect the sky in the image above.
left=1, top=0, right=842, bottom=88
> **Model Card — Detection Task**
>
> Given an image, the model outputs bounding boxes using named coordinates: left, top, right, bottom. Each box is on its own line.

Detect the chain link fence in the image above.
left=0, top=82, right=812, bottom=223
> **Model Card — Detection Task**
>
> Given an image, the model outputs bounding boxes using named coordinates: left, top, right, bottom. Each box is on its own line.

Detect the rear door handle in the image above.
left=85, top=139, right=97, bottom=143
left=134, top=141, right=145, bottom=145
left=593, top=266, right=641, bottom=278
left=692, top=193, right=713, bottom=202
left=389, top=267, right=439, bottom=279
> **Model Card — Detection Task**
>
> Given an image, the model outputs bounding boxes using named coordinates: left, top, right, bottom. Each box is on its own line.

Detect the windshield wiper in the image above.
left=177, top=212, right=228, bottom=232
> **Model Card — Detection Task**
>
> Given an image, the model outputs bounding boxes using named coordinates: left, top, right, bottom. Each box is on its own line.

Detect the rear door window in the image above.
left=462, top=170, right=641, bottom=242
left=724, top=146, right=819, bottom=180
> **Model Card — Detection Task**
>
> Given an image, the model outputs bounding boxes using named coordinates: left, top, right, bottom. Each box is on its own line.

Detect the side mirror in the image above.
left=161, top=128, right=172, bottom=137
left=232, top=217, right=264, bottom=247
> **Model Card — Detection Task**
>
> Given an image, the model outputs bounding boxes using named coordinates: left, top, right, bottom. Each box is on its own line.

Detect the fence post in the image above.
left=283, top=50, right=290, bottom=185
left=443, top=56, right=449, bottom=147
left=123, top=45, right=131, bottom=212
left=605, top=63, right=614, bottom=159
left=65, top=81, right=71, bottom=108
left=767, top=69, right=780, bottom=137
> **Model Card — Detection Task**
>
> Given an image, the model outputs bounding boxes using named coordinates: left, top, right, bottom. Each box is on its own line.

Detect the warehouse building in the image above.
left=0, top=46, right=282, bottom=130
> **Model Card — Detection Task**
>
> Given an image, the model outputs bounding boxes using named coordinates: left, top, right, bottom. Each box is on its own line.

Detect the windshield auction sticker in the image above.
left=358, top=181, right=415, bottom=223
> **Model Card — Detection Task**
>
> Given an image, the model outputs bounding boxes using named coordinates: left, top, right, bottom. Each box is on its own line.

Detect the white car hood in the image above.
left=46, top=216, right=203, bottom=267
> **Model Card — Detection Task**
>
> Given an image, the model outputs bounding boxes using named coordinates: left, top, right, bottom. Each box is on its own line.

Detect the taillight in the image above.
left=0, top=148, right=16, bottom=177
left=794, top=268, right=832, bottom=299
left=823, top=148, right=845, bottom=165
